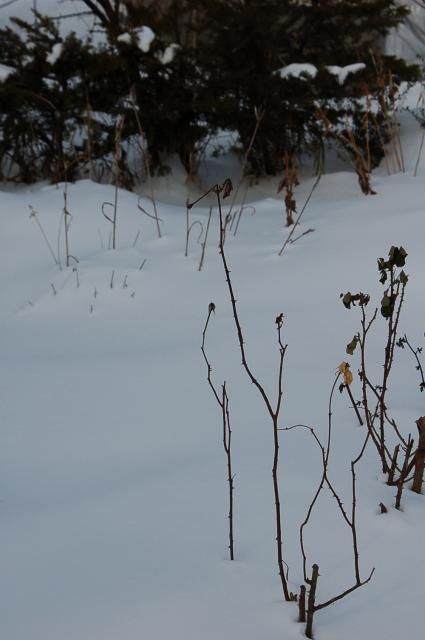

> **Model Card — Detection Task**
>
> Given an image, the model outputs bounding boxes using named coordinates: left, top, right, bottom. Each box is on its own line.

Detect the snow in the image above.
left=277, top=62, right=365, bottom=84
left=278, top=63, right=318, bottom=80
left=117, top=32, right=133, bottom=45
left=0, top=62, right=14, bottom=81
left=160, top=43, right=180, bottom=65
left=1, top=105, right=425, bottom=640
left=326, top=63, right=366, bottom=85
left=46, top=42, right=63, bottom=65
left=137, top=26, right=155, bottom=53
left=117, top=27, right=155, bottom=53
